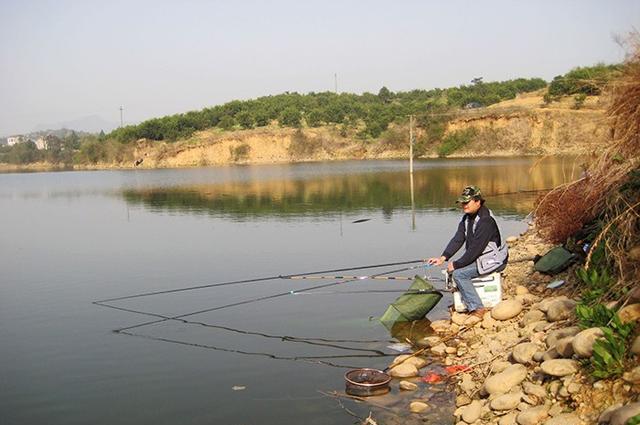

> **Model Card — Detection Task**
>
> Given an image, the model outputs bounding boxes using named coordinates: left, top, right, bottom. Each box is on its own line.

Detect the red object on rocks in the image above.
left=421, top=372, right=443, bottom=383
left=444, top=365, right=470, bottom=374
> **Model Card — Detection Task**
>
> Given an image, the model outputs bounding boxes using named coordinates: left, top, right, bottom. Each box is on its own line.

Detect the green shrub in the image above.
left=576, top=302, right=635, bottom=379
left=575, top=265, right=612, bottom=304
left=573, top=93, right=587, bottom=109
left=288, top=129, right=322, bottom=158
left=218, top=115, right=236, bottom=130
left=548, top=63, right=621, bottom=98
left=279, top=107, right=302, bottom=127
left=590, top=327, right=627, bottom=379
left=229, top=143, right=250, bottom=162
left=437, top=128, right=476, bottom=157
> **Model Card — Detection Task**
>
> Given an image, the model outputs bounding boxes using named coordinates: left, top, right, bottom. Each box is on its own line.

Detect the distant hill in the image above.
left=34, top=115, right=118, bottom=134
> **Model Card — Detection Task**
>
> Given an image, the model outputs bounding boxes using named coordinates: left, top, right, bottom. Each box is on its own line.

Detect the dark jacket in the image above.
left=442, top=205, right=503, bottom=269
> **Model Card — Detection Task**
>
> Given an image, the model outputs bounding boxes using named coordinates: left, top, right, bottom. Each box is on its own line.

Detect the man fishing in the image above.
left=426, top=186, right=508, bottom=318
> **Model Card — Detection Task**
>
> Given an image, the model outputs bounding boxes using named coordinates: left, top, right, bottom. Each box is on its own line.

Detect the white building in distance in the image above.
left=7, top=136, right=24, bottom=146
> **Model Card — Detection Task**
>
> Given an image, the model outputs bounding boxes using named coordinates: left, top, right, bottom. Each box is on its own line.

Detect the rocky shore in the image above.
left=385, top=226, right=640, bottom=425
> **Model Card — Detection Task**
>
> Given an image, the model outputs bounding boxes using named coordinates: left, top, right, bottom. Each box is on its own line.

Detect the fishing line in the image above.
left=96, top=262, right=437, bottom=365
left=119, top=330, right=388, bottom=370
left=111, top=264, right=422, bottom=333
left=94, top=258, right=424, bottom=303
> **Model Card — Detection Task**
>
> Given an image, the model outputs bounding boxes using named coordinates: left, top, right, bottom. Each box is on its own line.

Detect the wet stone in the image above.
left=399, top=380, right=418, bottom=391
left=409, top=401, right=429, bottom=413
left=389, top=363, right=419, bottom=378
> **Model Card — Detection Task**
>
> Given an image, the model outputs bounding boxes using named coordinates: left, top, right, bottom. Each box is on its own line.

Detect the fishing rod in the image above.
left=94, top=258, right=425, bottom=304
left=285, top=273, right=444, bottom=281
left=109, top=264, right=425, bottom=333
left=290, top=288, right=451, bottom=295
left=287, top=275, right=414, bottom=281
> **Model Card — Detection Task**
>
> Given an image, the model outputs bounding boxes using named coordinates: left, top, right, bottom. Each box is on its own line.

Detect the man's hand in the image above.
left=426, top=256, right=446, bottom=266
left=447, top=261, right=454, bottom=273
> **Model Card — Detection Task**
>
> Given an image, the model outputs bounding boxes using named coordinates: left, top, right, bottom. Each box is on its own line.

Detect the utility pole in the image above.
left=409, top=115, right=416, bottom=230
left=120, top=106, right=124, bottom=127
left=334, top=73, right=338, bottom=93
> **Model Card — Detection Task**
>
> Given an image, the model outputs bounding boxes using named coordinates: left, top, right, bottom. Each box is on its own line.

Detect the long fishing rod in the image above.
left=287, top=275, right=415, bottom=281
left=290, top=288, right=451, bottom=295
left=94, top=258, right=425, bottom=303
left=110, top=264, right=425, bottom=333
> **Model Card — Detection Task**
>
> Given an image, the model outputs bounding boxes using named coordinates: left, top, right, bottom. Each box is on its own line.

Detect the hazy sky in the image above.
left=1, top=0, right=638, bottom=136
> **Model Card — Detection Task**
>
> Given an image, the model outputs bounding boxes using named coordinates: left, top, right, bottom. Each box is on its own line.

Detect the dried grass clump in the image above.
left=535, top=34, right=640, bottom=288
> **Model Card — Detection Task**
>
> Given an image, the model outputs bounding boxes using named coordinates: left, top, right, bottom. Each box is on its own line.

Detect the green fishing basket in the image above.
left=379, top=275, right=443, bottom=331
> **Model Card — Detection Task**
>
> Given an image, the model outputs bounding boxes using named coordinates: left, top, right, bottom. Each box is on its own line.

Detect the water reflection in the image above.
left=122, top=157, right=580, bottom=219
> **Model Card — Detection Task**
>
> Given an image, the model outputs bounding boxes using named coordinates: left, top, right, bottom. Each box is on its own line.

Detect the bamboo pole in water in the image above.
left=409, top=115, right=416, bottom=230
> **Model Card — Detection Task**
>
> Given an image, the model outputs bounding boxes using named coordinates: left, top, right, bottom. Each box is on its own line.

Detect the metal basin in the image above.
left=344, top=368, right=391, bottom=397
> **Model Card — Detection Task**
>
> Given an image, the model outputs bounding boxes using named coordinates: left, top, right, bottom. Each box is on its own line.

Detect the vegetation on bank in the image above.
left=535, top=45, right=640, bottom=381
left=0, top=63, right=621, bottom=166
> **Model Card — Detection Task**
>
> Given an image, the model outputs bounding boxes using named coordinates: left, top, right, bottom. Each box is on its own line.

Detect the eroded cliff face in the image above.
left=98, top=94, right=609, bottom=169
left=443, top=106, right=607, bottom=156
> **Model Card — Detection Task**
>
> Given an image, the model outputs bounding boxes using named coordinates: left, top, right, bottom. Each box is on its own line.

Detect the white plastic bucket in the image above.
left=451, top=272, right=502, bottom=312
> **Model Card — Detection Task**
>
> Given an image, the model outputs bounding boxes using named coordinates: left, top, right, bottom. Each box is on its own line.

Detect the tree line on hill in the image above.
left=0, top=64, right=620, bottom=166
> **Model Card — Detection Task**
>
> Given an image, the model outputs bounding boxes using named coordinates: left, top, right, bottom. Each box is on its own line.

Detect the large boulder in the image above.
left=512, top=343, right=540, bottom=364
left=540, top=359, right=579, bottom=377
left=572, top=327, right=604, bottom=358
left=546, top=299, right=577, bottom=322
left=492, top=299, right=524, bottom=321
left=484, top=364, right=528, bottom=395
left=546, top=326, right=581, bottom=349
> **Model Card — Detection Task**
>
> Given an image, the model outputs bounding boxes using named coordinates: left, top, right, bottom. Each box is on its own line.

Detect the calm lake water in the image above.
left=0, top=158, right=580, bottom=425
